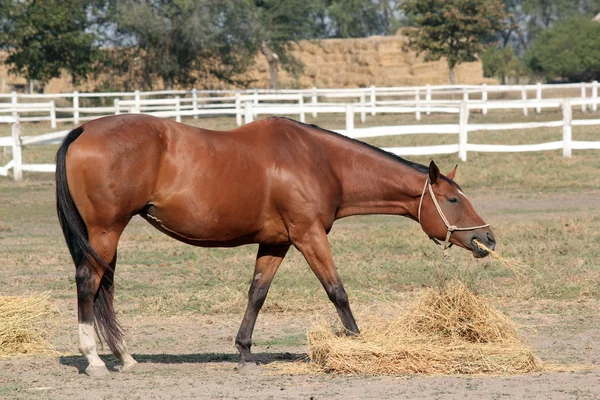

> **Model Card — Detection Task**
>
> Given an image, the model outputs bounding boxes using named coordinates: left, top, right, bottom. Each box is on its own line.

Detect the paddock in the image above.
left=0, top=111, right=599, bottom=399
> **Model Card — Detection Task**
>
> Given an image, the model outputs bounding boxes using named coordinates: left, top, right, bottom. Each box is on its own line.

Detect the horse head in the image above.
left=418, top=161, right=495, bottom=258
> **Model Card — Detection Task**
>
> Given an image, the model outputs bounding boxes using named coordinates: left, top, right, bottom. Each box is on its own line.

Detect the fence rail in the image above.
left=2, top=87, right=600, bottom=180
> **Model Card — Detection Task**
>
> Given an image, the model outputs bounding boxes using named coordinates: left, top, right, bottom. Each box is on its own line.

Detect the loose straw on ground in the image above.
left=267, top=281, right=544, bottom=376
left=0, top=293, right=56, bottom=356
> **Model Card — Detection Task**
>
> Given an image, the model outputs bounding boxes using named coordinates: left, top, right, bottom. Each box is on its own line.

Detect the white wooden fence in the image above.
left=2, top=94, right=600, bottom=180
left=2, top=82, right=599, bottom=126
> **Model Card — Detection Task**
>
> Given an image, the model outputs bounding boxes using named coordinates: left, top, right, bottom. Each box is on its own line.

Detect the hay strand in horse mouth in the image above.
left=0, top=293, right=57, bottom=356
left=473, top=239, right=537, bottom=278
left=278, top=282, right=543, bottom=375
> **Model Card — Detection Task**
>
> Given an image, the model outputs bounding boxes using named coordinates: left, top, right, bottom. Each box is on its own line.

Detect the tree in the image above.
left=525, top=15, right=600, bottom=82
left=482, top=44, right=522, bottom=84
left=323, top=0, right=397, bottom=38
left=106, top=0, right=261, bottom=90
left=1, top=0, right=99, bottom=85
left=400, top=0, right=508, bottom=84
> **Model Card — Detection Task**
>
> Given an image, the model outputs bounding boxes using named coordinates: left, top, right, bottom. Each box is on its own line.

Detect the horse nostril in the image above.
left=486, top=232, right=495, bottom=243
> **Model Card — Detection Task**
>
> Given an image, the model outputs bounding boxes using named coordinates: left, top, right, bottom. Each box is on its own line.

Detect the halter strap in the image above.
left=418, top=177, right=489, bottom=252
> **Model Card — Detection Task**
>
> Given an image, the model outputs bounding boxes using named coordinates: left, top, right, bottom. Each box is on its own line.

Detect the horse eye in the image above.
left=448, top=197, right=459, bottom=204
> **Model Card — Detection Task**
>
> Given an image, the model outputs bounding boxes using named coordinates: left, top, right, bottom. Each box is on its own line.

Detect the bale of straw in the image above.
left=0, top=293, right=56, bottom=356
left=307, top=282, right=543, bottom=375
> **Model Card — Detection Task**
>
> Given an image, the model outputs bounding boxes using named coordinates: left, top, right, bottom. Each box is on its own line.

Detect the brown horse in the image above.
left=56, top=114, right=495, bottom=377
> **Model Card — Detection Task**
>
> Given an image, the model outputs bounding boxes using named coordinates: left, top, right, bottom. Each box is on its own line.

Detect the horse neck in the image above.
left=325, top=138, right=426, bottom=220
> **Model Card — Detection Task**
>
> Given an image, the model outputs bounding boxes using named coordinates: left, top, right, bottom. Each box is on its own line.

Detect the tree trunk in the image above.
left=449, top=67, right=456, bottom=85
left=261, top=42, right=279, bottom=90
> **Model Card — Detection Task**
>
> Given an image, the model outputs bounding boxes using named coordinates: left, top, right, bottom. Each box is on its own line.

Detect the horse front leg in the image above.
left=291, top=223, right=360, bottom=335
left=235, top=244, right=290, bottom=368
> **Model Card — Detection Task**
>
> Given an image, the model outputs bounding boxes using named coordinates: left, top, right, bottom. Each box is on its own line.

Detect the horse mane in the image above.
left=275, top=117, right=430, bottom=175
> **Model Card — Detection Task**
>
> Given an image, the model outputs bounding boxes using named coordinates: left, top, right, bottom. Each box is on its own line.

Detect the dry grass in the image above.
left=289, top=282, right=543, bottom=375
left=0, top=293, right=57, bottom=356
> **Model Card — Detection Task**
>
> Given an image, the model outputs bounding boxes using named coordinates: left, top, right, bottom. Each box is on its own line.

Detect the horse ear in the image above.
left=428, top=160, right=440, bottom=184
left=446, top=164, right=458, bottom=180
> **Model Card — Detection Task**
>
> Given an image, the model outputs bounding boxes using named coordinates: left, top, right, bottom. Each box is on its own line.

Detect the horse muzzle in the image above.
left=470, top=231, right=496, bottom=258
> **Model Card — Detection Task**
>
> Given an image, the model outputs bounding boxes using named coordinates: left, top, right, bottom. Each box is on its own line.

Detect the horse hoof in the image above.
left=85, top=364, right=110, bottom=378
left=115, top=359, right=138, bottom=373
left=236, top=362, right=262, bottom=376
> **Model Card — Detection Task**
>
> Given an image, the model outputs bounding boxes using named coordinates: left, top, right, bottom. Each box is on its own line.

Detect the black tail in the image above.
left=56, top=127, right=123, bottom=353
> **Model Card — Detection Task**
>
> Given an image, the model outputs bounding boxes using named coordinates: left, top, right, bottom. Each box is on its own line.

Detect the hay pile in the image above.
left=307, top=282, right=542, bottom=375
left=0, top=293, right=56, bottom=356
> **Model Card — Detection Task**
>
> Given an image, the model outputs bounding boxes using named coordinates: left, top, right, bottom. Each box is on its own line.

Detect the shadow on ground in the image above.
left=59, top=352, right=306, bottom=374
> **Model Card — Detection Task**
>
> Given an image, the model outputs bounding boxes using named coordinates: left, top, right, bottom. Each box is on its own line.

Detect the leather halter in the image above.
left=418, top=177, right=489, bottom=251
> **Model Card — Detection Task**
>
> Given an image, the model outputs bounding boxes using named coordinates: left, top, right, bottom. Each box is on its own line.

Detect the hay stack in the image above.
left=308, top=282, right=542, bottom=375
left=0, top=293, right=56, bottom=356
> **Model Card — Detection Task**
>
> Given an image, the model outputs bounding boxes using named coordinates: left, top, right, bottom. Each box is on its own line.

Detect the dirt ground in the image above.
left=1, top=192, right=600, bottom=399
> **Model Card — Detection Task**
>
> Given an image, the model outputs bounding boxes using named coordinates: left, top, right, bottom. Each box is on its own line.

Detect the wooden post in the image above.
left=562, top=99, right=572, bottom=158
left=192, top=88, right=198, bottom=119
left=73, top=91, right=80, bottom=125
left=175, top=96, right=181, bottom=123
left=425, top=84, right=431, bottom=115
left=481, top=84, right=488, bottom=116
left=592, top=81, right=598, bottom=112
left=235, top=92, right=242, bottom=126
left=521, top=87, right=528, bottom=116
left=536, top=82, right=542, bottom=114
left=134, top=90, right=141, bottom=113
left=311, top=87, right=317, bottom=118
left=11, top=120, right=22, bottom=181
left=299, top=95, right=305, bottom=123
left=415, top=89, right=421, bottom=121
left=581, top=83, right=586, bottom=113
left=360, top=93, right=366, bottom=123
left=458, top=101, right=469, bottom=162
left=11, top=91, right=17, bottom=119
left=50, top=101, right=56, bottom=129
left=244, top=101, right=253, bottom=124
left=370, top=85, right=376, bottom=116
left=345, top=104, right=354, bottom=136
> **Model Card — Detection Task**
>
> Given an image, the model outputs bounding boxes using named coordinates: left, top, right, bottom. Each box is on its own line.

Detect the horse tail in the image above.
left=56, top=127, right=123, bottom=353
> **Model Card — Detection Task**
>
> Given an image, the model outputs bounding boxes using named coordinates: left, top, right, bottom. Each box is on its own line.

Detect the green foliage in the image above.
left=1, top=0, right=98, bottom=84
left=482, top=45, right=522, bottom=84
left=525, top=15, right=600, bottom=82
left=323, top=0, right=398, bottom=38
left=401, top=0, right=508, bottom=84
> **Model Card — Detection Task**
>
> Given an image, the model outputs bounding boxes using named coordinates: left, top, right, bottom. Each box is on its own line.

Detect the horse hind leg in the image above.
left=77, top=226, right=135, bottom=376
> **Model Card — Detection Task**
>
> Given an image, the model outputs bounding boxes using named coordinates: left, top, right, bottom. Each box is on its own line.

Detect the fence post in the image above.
left=462, top=89, right=469, bottom=102
left=299, top=95, right=305, bottom=123
left=370, top=85, right=376, bottom=116
left=593, top=81, right=598, bottom=112
left=481, top=84, right=488, bottom=116
left=73, top=91, right=80, bottom=125
left=345, top=104, right=354, bottom=136
left=536, top=82, right=542, bottom=114
left=114, top=99, right=120, bottom=115
left=562, top=99, right=572, bottom=158
left=50, top=101, right=57, bottom=129
left=175, top=96, right=181, bottom=123
left=311, top=87, right=317, bottom=118
left=521, top=86, right=528, bottom=116
left=360, top=92, right=366, bottom=123
left=581, top=83, right=586, bottom=113
left=244, top=101, right=253, bottom=124
left=11, top=120, right=22, bottom=181
left=192, top=88, right=198, bottom=119
left=134, top=90, right=141, bottom=113
left=458, top=101, right=469, bottom=162
left=11, top=91, right=17, bottom=119
left=415, top=89, right=421, bottom=121
left=425, top=84, right=431, bottom=115
left=235, top=92, right=242, bottom=126
left=253, top=89, right=258, bottom=117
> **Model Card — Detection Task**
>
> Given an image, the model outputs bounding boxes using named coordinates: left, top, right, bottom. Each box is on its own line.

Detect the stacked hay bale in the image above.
left=307, top=281, right=542, bottom=375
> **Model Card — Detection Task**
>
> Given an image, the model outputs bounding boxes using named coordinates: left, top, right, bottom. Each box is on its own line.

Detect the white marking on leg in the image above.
left=254, top=272, right=262, bottom=281
left=114, top=340, right=137, bottom=372
left=78, top=323, right=105, bottom=368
